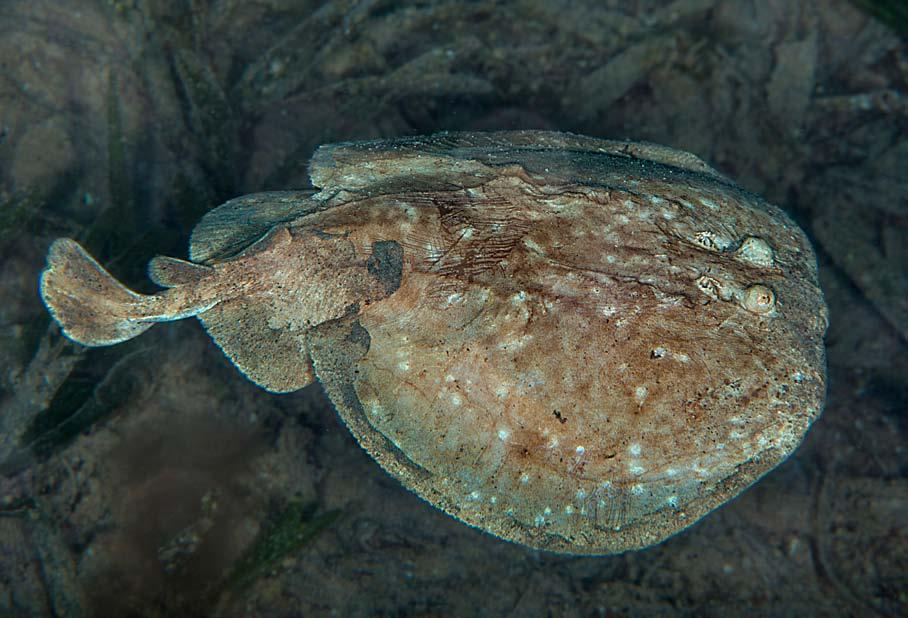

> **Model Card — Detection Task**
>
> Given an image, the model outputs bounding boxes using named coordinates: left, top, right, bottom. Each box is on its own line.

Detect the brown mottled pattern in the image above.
left=39, top=131, right=827, bottom=554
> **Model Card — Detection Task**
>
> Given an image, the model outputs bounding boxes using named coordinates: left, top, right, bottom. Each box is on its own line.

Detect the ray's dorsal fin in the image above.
left=189, top=190, right=319, bottom=264
left=148, top=256, right=213, bottom=288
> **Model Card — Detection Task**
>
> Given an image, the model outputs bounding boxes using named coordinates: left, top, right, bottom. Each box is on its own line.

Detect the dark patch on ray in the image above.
left=367, top=240, right=404, bottom=296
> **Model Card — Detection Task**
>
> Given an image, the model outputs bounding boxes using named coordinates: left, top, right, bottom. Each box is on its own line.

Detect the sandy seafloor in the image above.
left=0, top=1, right=905, bottom=616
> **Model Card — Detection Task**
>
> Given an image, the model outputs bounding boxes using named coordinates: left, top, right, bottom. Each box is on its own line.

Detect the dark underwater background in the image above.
left=0, top=1, right=905, bottom=616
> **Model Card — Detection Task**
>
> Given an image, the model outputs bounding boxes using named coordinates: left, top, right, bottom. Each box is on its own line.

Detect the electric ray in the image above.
left=39, top=131, right=827, bottom=554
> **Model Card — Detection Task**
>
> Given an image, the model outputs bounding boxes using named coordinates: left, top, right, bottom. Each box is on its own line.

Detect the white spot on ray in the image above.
left=425, top=243, right=444, bottom=261
left=523, top=238, right=543, bottom=253
left=629, top=443, right=642, bottom=456
left=497, top=429, right=510, bottom=441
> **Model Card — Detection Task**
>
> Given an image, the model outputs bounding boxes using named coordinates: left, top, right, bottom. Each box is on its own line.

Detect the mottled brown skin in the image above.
left=40, top=131, right=827, bottom=554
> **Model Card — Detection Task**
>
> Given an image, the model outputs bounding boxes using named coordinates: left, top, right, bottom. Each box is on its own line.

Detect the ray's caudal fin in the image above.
left=40, top=238, right=213, bottom=347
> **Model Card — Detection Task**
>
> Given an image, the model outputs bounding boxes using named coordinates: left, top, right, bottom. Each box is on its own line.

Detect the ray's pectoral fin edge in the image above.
left=308, top=316, right=430, bottom=481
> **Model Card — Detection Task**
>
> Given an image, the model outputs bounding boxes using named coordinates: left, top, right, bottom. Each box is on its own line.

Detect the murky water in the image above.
left=0, top=2, right=905, bottom=616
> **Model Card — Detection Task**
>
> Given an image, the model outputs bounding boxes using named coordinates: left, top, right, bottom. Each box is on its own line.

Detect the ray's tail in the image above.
left=40, top=239, right=158, bottom=346
left=39, top=239, right=213, bottom=347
